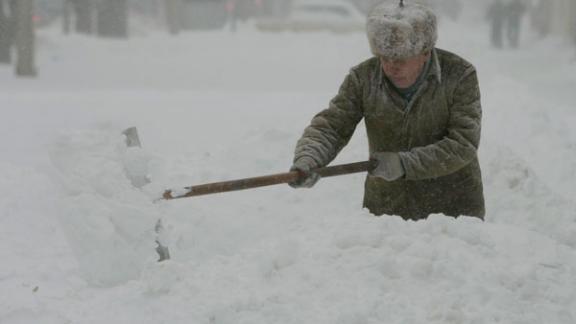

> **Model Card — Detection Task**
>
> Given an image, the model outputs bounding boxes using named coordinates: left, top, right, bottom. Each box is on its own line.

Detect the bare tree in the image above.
left=97, top=0, right=128, bottom=38
left=0, top=0, right=13, bottom=63
left=14, top=0, right=36, bottom=76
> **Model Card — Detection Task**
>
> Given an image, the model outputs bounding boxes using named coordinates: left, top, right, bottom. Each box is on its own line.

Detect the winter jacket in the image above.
left=293, top=48, right=485, bottom=220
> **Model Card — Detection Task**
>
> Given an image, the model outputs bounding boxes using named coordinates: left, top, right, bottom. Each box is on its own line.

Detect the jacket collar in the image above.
left=427, top=48, right=442, bottom=83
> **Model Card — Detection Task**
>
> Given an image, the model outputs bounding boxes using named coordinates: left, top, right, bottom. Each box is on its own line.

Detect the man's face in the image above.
left=380, top=52, right=431, bottom=89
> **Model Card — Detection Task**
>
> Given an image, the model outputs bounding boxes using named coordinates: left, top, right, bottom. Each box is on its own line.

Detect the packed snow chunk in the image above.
left=49, top=128, right=156, bottom=199
left=123, top=146, right=153, bottom=188
left=141, top=260, right=186, bottom=294
left=49, top=128, right=162, bottom=286
left=59, top=194, right=157, bottom=286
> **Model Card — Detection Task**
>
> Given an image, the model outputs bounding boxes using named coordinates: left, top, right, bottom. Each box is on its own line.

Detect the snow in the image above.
left=1, top=14, right=576, bottom=324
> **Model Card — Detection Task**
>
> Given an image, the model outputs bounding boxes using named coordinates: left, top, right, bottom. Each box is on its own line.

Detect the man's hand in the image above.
left=289, top=157, right=321, bottom=188
left=370, top=152, right=405, bottom=181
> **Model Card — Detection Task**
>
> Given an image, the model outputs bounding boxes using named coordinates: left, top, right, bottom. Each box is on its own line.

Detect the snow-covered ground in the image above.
left=1, top=15, right=576, bottom=324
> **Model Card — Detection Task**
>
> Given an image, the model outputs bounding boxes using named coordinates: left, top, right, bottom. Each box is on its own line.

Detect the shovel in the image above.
left=162, top=160, right=375, bottom=200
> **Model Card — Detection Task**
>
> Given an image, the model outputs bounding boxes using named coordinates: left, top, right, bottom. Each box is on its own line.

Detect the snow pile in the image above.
left=483, top=143, right=576, bottom=247
left=27, top=125, right=574, bottom=323
left=188, top=213, right=574, bottom=324
left=49, top=128, right=160, bottom=286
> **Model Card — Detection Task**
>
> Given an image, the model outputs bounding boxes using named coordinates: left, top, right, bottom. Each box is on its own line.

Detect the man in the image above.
left=289, top=1, right=485, bottom=221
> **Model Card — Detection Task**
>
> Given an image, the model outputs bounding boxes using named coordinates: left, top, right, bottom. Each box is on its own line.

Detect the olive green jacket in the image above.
left=294, top=48, right=485, bottom=220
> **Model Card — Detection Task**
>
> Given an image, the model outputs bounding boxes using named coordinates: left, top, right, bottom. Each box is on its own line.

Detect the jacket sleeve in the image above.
left=293, top=69, right=364, bottom=167
left=399, top=66, right=482, bottom=180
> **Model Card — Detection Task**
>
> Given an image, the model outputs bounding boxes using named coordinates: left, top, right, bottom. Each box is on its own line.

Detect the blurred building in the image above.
left=35, top=0, right=64, bottom=27
left=179, top=0, right=227, bottom=30
left=259, top=0, right=292, bottom=18
left=175, top=0, right=291, bottom=30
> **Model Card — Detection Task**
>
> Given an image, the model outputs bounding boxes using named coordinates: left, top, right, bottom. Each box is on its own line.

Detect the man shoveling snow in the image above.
left=290, top=1, right=485, bottom=221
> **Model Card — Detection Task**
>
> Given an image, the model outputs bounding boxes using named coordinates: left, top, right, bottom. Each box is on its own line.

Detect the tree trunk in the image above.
left=14, top=0, right=36, bottom=76
left=164, top=0, right=182, bottom=35
left=74, top=0, right=93, bottom=34
left=62, top=0, right=72, bottom=34
left=0, top=0, right=12, bottom=63
left=97, top=0, right=128, bottom=38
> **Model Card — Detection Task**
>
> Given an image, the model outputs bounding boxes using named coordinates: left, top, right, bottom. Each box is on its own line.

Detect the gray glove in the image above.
left=289, top=157, right=321, bottom=188
left=370, top=152, right=405, bottom=181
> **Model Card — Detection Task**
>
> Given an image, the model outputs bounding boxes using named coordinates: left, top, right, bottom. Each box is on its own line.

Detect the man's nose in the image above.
left=386, top=64, right=402, bottom=74
left=385, top=61, right=406, bottom=70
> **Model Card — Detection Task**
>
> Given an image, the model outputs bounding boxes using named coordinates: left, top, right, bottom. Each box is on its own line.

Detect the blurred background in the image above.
left=0, top=0, right=575, bottom=78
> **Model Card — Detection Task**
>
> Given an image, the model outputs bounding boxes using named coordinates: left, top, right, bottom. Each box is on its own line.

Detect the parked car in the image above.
left=256, top=0, right=366, bottom=33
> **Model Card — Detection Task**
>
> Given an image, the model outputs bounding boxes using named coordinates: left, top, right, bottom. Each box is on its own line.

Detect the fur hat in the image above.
left=366, top=1, right=438, bottom=60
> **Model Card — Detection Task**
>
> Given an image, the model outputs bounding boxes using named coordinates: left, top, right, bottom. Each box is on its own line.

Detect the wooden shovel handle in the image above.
left=162, top=160, right=374, bottom=200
